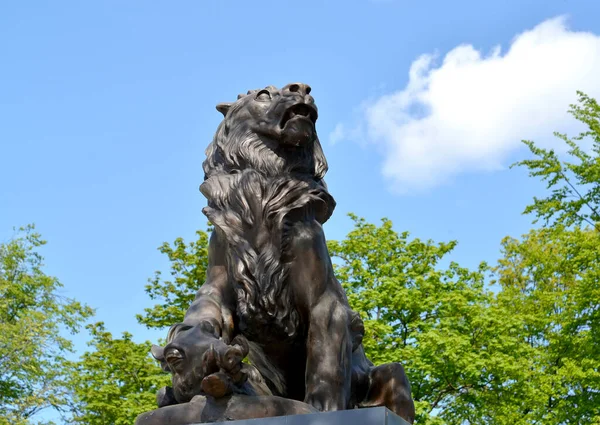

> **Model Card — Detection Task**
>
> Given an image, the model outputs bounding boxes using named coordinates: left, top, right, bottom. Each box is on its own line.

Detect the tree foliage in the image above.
left=490, top=227, right=600, bottom=424
left=512, top=91, right=600, bottom=231
left=328, top=215, right=521, bottom=424
left=0, top=225, right=93, bottom=425
left=66, top=323, right=170, bottom=425
left=66, top=231, right=209, bottom=424
left=495, top=91, right=600, bottom=424
left=136, top=230, right=210, bottom=329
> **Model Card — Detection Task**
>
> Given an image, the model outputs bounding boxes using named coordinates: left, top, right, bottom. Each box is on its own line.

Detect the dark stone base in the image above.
left=134, top=395, right=317, bottom=425
left=188, top=406, right=411, bottom=425
left=135, top=397, right=410, bottom=425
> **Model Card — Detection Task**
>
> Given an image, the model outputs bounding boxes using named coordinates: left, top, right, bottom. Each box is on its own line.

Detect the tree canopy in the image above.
left=512, top=91, right=600, bottom=231
left=65, top=323, right=170, bottom=425
left=0, top=225, right=93, bottom=425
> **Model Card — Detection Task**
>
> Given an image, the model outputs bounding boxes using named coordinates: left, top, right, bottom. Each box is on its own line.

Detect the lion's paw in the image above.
left=304, top=384, right=346, bottom=412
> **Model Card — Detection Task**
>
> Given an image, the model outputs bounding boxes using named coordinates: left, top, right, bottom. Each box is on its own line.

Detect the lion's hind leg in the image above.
left=359, top=363, right=415, bottom=424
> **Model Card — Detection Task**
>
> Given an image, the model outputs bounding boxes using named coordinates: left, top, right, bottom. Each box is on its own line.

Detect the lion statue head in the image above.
left=202, top=83, right=329, bottom=185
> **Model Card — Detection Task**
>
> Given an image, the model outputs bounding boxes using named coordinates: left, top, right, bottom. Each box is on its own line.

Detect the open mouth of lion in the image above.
left=280, top=103, right=318, bottom=129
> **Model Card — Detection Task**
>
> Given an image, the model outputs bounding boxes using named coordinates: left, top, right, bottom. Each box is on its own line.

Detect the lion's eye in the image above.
left=255, top=90, right=271, bottom=101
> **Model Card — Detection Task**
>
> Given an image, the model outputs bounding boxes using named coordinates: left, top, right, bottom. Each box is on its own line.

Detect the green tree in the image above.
left=512, top=91, right=600, bottom=231
left=0, top=225, right=93, bottom=425
left=136, top=230, right=210, bottom=329
left=490, top=227, right=600, bottom=424
left=328, top=215, right=522, bottom=425
left=67, top=231, right=209, bottom=424
left=494, top=91, right=600, bottom=424
left=66, top=323, right=170, bottom=425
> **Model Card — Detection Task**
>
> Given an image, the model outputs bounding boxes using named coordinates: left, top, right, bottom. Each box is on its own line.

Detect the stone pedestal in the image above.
left=184, top=407, right=411, bottom=425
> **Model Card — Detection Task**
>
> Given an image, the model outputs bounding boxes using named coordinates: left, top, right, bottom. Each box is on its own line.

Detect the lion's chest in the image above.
left=202, top=171, right=324, bottom=344
left=232, top=271, right=302, bottom=344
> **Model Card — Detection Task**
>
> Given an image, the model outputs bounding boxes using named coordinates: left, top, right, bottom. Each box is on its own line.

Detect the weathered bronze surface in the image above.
left=135, top=83, right=415, bottom=424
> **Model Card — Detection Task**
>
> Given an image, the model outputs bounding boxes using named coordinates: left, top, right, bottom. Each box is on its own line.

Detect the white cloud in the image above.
left=329, top=123, right=346, bottom=145
left=333, top=16, right=600, bottom=193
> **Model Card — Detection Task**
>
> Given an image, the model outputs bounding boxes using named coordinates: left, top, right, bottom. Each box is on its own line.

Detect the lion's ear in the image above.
left=216, top=102, right=232, bottom=116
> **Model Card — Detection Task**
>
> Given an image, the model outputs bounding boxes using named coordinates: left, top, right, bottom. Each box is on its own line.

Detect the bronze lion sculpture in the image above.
left=135, top=83, right=415, bottom=424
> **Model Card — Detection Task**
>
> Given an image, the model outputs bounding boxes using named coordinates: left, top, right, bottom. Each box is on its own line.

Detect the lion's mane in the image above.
left=200, top=106, right=335, bottom=341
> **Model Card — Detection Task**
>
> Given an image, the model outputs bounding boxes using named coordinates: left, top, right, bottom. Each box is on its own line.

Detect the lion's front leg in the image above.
left=286, top=219, right=353, bottom=411
left=182, top=230, right=235, bottom=342
left=304, top=293, right=353, bottom=411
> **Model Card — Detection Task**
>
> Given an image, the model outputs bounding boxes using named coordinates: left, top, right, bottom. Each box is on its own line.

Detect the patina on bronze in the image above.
left=135, top=83, right=415, bottom=425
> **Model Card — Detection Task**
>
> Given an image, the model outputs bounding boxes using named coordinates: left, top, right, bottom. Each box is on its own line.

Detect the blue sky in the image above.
left=2, top=0, right=600, bottom=363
